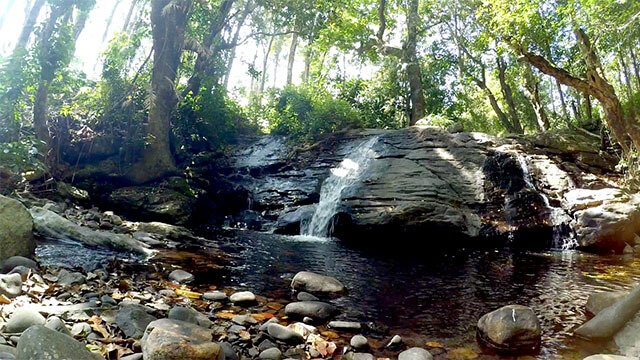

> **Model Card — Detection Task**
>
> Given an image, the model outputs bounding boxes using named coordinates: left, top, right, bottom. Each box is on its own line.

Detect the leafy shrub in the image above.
left=266, top=85, right=362, bottom=140
left=0, top=137, right=45, bottom=175
left=174, top=86, right=251, bottom=158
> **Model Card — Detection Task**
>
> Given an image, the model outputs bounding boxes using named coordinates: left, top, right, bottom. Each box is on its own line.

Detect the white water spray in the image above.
left=302, top=137, right=379, bottom=237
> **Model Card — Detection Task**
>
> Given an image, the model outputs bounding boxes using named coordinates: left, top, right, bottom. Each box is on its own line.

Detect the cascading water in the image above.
left=301, top=136, right=379, bottom=238
left=514, top=154, right=577, bottom=250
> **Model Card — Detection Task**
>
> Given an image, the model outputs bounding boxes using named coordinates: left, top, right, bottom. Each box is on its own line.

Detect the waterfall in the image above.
left=302, top=136, right=379, bottom=237
left=514, top=154, right=576, bottom=251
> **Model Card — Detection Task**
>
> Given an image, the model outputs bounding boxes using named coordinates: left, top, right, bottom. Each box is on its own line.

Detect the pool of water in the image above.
left=35, top=230, right=640, bottom=358
left=209, top=230, right=640, bottom=358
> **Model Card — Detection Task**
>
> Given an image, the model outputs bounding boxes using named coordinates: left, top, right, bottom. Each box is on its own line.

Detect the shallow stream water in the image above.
left=36, top=230, right=640, bottom=359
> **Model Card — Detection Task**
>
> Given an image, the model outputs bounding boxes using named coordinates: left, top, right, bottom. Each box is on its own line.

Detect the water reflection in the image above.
left=35, top=230, right=640, bottom=358
left=212, top=231, right=640, bottom=357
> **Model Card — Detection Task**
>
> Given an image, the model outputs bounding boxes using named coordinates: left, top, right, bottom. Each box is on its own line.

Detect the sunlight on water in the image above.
left=287, top=235, right=333, bottom=243
left=302, top=136, right=380, bottom=237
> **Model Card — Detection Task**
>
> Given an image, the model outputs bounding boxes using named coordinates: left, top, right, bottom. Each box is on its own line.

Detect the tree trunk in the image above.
left=286, top=31, right=299, bottom=85
left=33, top=0, right=75, bottom=168
left=73, top=6, right=93, bottom=41
left=584, top=94, right=593, bottom=123
left=185, top=0, right=234, bottom=96
left=223, top=2, right=251, bottom=90
left=523, top=65, right=550, bottom=131
left=15, top=0, right=45, bottom=51
left=619, top=50, right=634, bottom=102
left=496, top=55, right=523, bottom=133
left=556, top=80, right=570, bottom=122
left=302, top=47, right=312, bottom=83
left=101, top=0, right=123, bottom=44
left=630, top=46, right=640, bottom=91
left=260, top=35, right=275, bottom=93
left=272, top=44, right=282, bottom=88
left=516, top=28, right=637, bottom=152
left=129, top=0, right=192, bottom=184
left=404, top=0, right=426, bottom=125
left=122, top=0, right=138, bottom=33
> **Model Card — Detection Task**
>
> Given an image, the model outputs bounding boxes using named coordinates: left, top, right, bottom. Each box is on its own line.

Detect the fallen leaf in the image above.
left=175, top=288, right=202, bottom=299
left=239, top=330, right=251, bottom=341
left=320, top=331, right=339, bottom=340
left=88, top=315, right=111, bottom=339
left=215, top=311, right=236, bottom=320
left=425, top=341, right=444, bottom=348
left=251, top=312, right=275, bottom=322
left=266, top=302, right=284, bottom=311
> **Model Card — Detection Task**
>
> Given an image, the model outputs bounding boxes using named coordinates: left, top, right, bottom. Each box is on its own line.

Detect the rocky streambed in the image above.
left=4, top=127, right=640, bottom=359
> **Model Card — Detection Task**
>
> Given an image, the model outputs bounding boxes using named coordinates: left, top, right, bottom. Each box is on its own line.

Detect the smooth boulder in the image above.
left=5, top=308, right=46, bottom=333
left=229, top=291, right=256, bottom=304
left=398, top=347, right=433, bottom=360
left=266, top=323, right=305, bottom=344
left=0, top=196, right=35, bottom=262
left=116, top=304, right=157, bottom=339
left=1, top=256, right=37, bottom=274
left=586, top=291, right=627, bottom=316
left=477, top=305, right=541, bottom=354
left=285, top=301, right=338, bottom=322
left=141, top=319, right=223, bottom=360
left=291, top=271, right=345, bottom=295
left=575, top=284, right=640, bottom=340
left=169, top=269, right=194, bottom=284
left=16, top=325, right=102, bottom=360
left=0, top=273, right=22, bottom=297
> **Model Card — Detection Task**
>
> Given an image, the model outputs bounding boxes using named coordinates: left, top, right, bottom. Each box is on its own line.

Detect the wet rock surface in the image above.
left=206, top=128, right=624, bottom=252
left=476, top=305, right=541, bottom=354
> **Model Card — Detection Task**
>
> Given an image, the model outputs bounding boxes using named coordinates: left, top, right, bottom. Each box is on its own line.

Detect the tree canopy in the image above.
left=0, top=0, right=639, bottom=182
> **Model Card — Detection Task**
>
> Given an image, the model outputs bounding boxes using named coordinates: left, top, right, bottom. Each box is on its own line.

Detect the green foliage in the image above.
left=0, top=137, right=45, bottom=175
left=175, top=86, right=250, bottom=156
left=260, top=85, right=363, bottom=140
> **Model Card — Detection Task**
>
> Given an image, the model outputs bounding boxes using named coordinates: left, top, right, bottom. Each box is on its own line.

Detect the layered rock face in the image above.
left=213, top=127, right=629, bottom=251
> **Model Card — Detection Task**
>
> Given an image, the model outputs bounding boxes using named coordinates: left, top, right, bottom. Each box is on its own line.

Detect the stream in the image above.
left=36, top=230, right=640, bottom=359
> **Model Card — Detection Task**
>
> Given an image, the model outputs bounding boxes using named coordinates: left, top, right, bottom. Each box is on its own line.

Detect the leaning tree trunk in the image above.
left=15, top=0, right=45, bottom=51
left=122, top=0, right=138, bottom=33
left=73, top=7, right=93, bottom=41
left=516, top=28, right=638, bottom=153
left=186, top=0, right=234, bottom=96
left=129, top=0, right=192, bottom=184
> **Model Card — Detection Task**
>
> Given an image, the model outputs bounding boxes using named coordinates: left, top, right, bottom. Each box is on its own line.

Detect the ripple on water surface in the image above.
left=35, top=230, right=640, bottom=358
left=212, top=231, right=640, bottom=358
